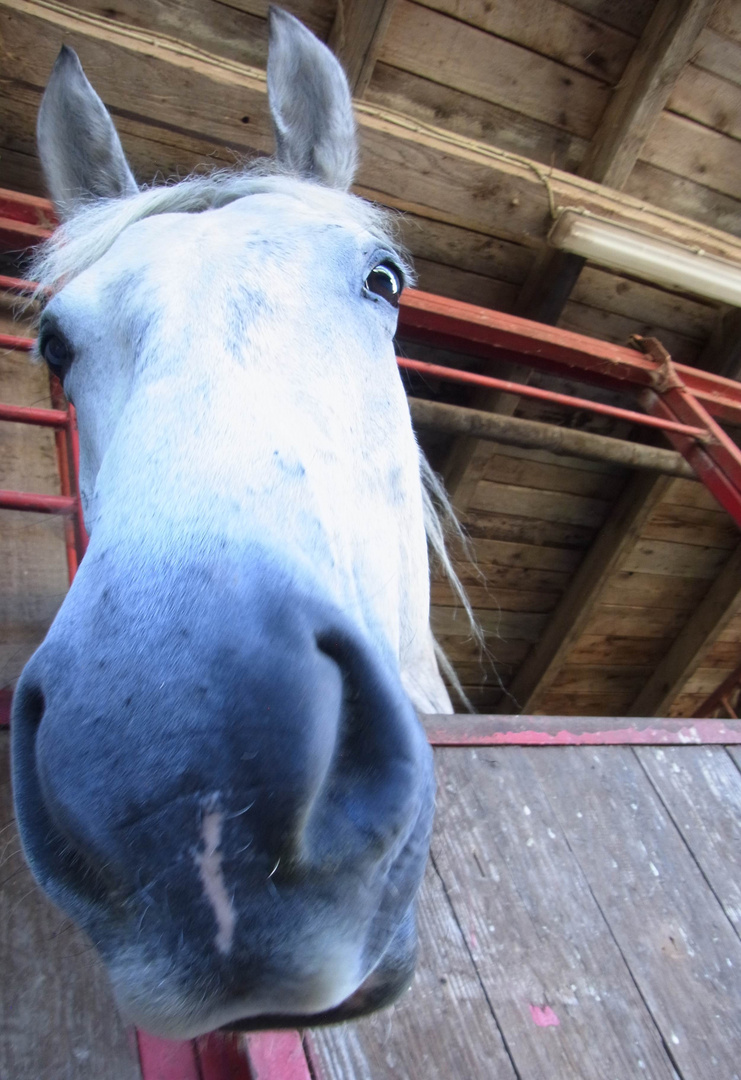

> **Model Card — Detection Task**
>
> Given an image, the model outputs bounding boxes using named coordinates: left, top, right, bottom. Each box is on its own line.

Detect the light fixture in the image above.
left=548, top=209, right=741, bottom=307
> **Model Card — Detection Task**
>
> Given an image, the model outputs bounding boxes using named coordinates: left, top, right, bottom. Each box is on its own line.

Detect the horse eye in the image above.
left=41, top=334, right=73, bottom=378
left=364, top=262, right=403, bottom=307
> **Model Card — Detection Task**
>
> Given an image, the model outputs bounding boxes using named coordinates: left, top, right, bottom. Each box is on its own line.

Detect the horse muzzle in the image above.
left=11, top=544, right=435, bottom=1035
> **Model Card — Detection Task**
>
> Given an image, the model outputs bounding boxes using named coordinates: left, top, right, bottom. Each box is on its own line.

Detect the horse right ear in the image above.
left=267, top=7, right=357, bottom=191
left=37, top=46, right=138, bottom=219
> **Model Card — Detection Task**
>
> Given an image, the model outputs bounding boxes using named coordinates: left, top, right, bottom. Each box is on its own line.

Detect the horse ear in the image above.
left=37, top=46, right=138, bottom=219
left=267, top=7, right=357, bottom=191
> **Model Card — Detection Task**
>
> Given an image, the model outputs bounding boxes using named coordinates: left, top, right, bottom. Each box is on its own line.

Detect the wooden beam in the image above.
left=328, top=0, right=396, bottom=97
left=578, top=0, right=717, bottom=190
left=409, top=398, right=696, bottom=479
left=628, top=542, right=741, bottom=718
left=502, top=473, right=672, bottom=714
left=2, top=1, right=741, bottom=263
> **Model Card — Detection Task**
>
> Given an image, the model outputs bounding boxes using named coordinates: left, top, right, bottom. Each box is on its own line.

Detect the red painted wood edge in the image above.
left=4, top=694, right=741, bottom=743
left=197, top=1032, right=253, bottom=1080
left=244, top=1031, right=313, bottom=1080
left=421, top=715, right=741, bottom=745
left=136, top=1031, right=201, bottom=1080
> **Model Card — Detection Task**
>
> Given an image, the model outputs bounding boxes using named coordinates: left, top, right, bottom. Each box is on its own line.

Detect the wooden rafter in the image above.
left=501, top=474, right=672, bottom=714
left=578, top=0, right=717, bottom=190
left=328, top=0, right=397, bottom=97
left=629, top=542, right=741, bottom=717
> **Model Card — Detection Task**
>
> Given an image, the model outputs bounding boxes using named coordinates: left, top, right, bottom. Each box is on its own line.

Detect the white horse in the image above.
left=12, top=8, right=461, bottom=1038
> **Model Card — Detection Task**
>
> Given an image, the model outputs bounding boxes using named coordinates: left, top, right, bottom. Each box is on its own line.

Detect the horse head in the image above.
left=11, top=8, right=452, bottom=1038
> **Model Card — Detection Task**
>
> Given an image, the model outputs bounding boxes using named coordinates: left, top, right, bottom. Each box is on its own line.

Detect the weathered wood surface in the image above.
left=313, top=856, right=518, bottom=1080
left=638, top=746, right=741, bottom=933
left=0, top=734, right=142, bottom=1080
left=526, top=746, right=741, bottom=1079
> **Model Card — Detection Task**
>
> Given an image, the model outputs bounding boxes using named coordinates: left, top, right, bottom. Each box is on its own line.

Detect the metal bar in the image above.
left=0, top=187, right=57, bottom=228
left=693, top=660, right=741, bottom=718
left=409, top=397, right=696, bottom=478
left=0, top=215, right=52, bottom=251
left=0, top=401, right=68, bottom=428
left=421, top=714, right=741, bottom=745
left=48, top=375, right=88, bottom=573
left=398, top=289, right=741, bottom=426
left=644, top=389, right=741, bottom=527
left=399, top=356, right=708, bottom=438
left=0, top=274, right=37, bottom=294
left=0, top=332, right=35, bottom=351
left=0, top=490, right=77, bottom=514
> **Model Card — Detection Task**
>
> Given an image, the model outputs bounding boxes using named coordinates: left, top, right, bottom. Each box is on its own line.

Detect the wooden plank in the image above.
left=641, top=110, right=741, bottom=201
left=411, top=258, right=518, bottom=309
left=366, top=62, right=587, bottom=173
left=0, top=735, right=142, bottom=1079
left=527, top=746, right=741, bottom=1077
left=467, top=537, right=582, bottom=572
left=600, top=571, right=709, bottom=609
left=430, top=582, right=561, bottom=613
left=557, top=300, right=701, bottom=364
left=328, top=0, right=397, bottom=97
left=430, top=606, right=549, bottom=641
left=585, top=603, right=693, bottom=637
left=416, top=0, right=635, bottom=84
left=312, top=855, right=519, bottom=1080
left=380, top=0, right=608, bottom=139
left=629, top=542, right=741, bottom=715
left=619, top=539, right=731, bottom=578
left=481, top=453, right=622, bottom=497
left=567, top=634, right=675, bottom=665
left=625, top=159, right=741, bottom=238
left=469, top=480, right=612, bottom=527
left=694, top=26, right=741, bottom=87
left=431, top=748, right=679, bottom=1078
left=578, top=0, right=716, bottom=188
left=571, top=265, right=714, bottom=342
left=548, top=663, right=652, bottom=696
left=564, top=0, right=653, bottom=36
left=643, top=505, right=739, bottom=550
left=503, top=473, right=671, bottom=712
left=669, top=62, right=741, bottom=142
left=461, top=509, right=597, bottom=548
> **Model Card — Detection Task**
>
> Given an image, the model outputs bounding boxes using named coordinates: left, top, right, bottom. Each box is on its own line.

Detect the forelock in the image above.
left=28, top=164, right=407, bottom=300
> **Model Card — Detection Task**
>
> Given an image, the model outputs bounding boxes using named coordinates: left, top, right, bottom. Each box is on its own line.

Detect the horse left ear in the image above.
left=267, top=6, right=357, bottom=191
left=37, top=45, right=138, bottom=219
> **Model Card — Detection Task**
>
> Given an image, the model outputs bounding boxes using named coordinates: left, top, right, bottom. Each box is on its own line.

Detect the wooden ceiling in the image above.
left=2, top=0, right=741, bottom=717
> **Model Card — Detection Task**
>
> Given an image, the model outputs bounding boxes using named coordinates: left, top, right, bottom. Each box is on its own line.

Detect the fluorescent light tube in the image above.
left=549, top=210, right=741, bottom=307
